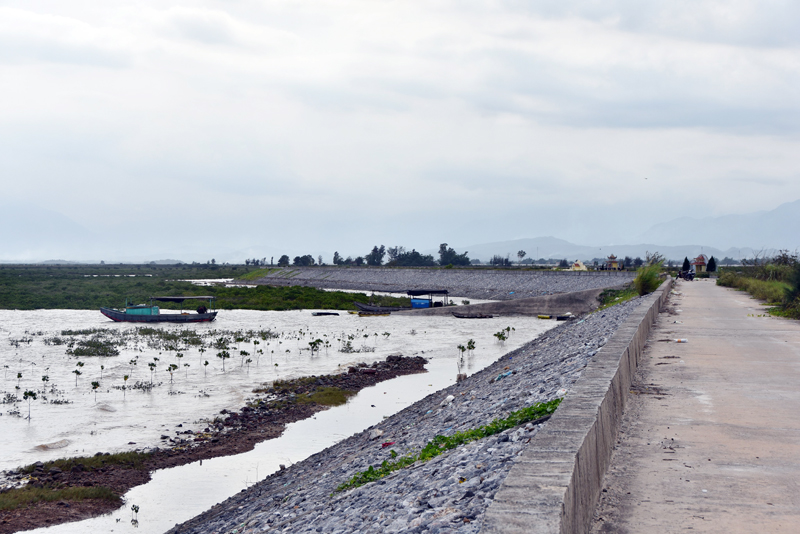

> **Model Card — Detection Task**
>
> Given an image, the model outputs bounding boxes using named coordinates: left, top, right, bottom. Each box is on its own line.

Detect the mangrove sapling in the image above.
left=184, top=363, right=190, bottom=378
left=456, top=344, right=466, bottom=376
left=23, top=390, right=36, bottom=420
left=203, top=360, right=209, bottom=376
left=467, top=339, right=476, bottom=355
left=148, top=362, right=156, bottom=385
left=167, top=364, right=178, bottom=383
left=17, top=372, right=22, bottom=388
left=131, top=504, right=139, bottom=526
left=493, top=330, right=507, bottom=345
left=217, top=350, right=231, bottom=372
left=245, top=358, right=252, bottom=374
left=73, top=362, right=84, bottom=386
left=91, top=381, right=100, bottom=402
left=240, top=350, right=250, bottom=366
left=100, top=365, right=104, bottom=379
left=123, top=375, right=129, bottom=398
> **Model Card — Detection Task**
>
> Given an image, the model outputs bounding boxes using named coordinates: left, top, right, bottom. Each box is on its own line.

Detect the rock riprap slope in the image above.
left=246, top=267, right=633, bottom=300
left=169, top=298, right=644, bottom=534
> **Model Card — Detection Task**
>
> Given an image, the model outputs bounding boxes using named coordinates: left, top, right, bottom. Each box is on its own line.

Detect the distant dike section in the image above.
left=481, top=278, right=673, bottom=534
left=244, top=267, right=635, bottom=316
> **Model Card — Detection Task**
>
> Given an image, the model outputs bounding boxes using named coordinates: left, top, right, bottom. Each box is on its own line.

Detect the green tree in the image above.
left=277, top=255, right=290, bottom=267
left=517, top=250, right=526, bottom=264
left=438, top=243, right=470, bottom=266
left=489, top=255, right=511, bottom=267
left=293, top=255, right=315, bottom=266
left=386, top=246, right=406, bottom=263
left=365, top=245, right=386, bottom=266
left=707, top=256, right=717, bottom=272
left=682, top=257, right=691, bottom=271
left=333, top=252, right=342, bottom=265
left=388, top=250, right=436, bottom=267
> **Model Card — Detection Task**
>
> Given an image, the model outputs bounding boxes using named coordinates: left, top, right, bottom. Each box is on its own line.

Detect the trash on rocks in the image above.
left=493, top=371, right=513, bottom=383
left=557, top=388, right=567, bottom=396
left=369, top=429, right=384, bottom=440
left=673, top=321, right=683, bottom=324
left=440, top=395, right=455, bottom=407
left=381, top=441, right=395, bottom=448
left=279, top=464, right=286, bottom=471
left=537, top=315, right=551, bottom=320
left=674, top=339, right=689, bottom=343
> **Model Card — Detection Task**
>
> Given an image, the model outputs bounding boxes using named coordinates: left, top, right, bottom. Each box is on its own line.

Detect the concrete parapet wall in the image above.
left=481, top=278, right=673, bottom=534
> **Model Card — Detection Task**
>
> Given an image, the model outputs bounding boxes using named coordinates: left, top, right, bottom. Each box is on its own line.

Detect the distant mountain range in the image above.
left=453, top=199, right=800, bottom=263
left=453, top=236, right=757, bottom=264
left=633, top=199, right=800, bottom=250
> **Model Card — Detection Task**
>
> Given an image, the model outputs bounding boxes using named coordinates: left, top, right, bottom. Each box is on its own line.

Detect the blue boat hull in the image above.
left=100, top=307, right=217, bottom=323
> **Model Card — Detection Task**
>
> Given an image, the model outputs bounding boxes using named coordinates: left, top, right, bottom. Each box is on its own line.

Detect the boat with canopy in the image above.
left=353, top=289, right=449, bottom=313
left=100, top=296, right=218, bottom=323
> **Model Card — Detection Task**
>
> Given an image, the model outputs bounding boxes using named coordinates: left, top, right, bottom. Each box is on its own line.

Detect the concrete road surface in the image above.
left=591, top=279, right=800, bottom=533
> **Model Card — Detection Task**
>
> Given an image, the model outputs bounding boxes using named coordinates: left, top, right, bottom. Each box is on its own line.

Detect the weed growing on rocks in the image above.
left=334, top=398, right=561, bottom=492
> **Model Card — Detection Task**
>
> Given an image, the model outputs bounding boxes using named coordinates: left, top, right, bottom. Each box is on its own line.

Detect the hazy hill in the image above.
left=451, top=237, right=757, bottom=263
left=634, top=199, right=800, bottom=250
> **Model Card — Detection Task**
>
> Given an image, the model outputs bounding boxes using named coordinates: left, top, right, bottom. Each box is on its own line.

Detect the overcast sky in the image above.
left=2, top=1, right=799, bottom=262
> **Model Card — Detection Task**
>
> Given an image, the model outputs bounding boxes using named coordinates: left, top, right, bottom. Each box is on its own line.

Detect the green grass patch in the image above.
left=0, top=485, right=120, bottom=511
left=717, top=272, right=790, bottom=304
left=595, top=286, right=638, bottom=312
left=335, top=399, right=561, bottom=493
left=296, top=386, right=355, bottom=406
left=238, top=267, right=282, bottom=281
left=0, top=264, right=410, bottom=311
left=633, top=262, right=664, bottom=296
left=21, top=451, right=152, bottom=474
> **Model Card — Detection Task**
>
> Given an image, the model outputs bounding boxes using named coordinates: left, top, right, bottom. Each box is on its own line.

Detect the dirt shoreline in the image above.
left=0, top=356, right=428, bottom=534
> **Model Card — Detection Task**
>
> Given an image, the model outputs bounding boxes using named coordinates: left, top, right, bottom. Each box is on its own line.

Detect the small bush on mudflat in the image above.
left=0, top=486, right=119, bottom=511
left=297, top=387, right=355, bottom=406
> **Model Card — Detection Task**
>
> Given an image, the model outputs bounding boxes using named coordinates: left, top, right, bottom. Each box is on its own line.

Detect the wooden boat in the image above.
left=100, top=296, right=217, bottom=323
left=358, top=311, right=390, bottom=317
left=353, top=302, right=410, bottom=313
left=451, top=312, right=493, bottom=319
left=353, top=289, right=449, bottom=314
left=312, top=312, right=340, bottom=316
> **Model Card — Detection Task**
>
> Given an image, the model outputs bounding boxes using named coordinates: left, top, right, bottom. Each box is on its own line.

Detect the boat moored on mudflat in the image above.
left=100, top=296, right=218, bottom=323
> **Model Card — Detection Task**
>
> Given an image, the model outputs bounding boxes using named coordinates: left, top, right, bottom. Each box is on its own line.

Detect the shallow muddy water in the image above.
left=0, top=310, right=553, bottom=474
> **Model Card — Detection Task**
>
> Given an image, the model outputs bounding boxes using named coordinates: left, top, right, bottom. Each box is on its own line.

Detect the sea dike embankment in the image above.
left=169, top=294, right=651, bottom=534
left=245, top=267, right=633, bottom=300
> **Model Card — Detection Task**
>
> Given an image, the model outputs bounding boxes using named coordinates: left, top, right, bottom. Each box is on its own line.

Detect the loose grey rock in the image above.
left=168, top=297, right=644, bottom=534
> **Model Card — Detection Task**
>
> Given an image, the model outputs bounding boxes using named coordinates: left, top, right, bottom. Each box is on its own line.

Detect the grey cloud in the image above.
left=0, top=34, right=130, bottom=67
left=166, top=8, right=237, bottom=45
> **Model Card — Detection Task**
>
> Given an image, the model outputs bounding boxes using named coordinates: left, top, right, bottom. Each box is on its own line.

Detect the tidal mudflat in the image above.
left=0, top=309, right=554, bottom=523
